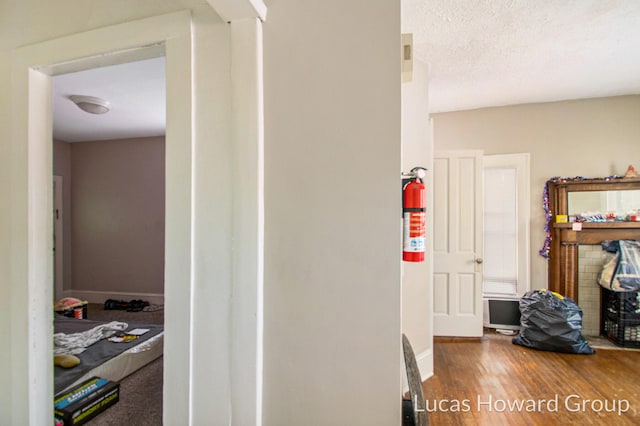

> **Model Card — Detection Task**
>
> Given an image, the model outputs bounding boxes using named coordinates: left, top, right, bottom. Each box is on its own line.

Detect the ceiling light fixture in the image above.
left=69, top=95, right=111, bottom=114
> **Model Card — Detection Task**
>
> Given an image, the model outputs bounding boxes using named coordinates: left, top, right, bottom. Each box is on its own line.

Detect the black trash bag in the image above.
left=512, top=290, right=595, bottom=354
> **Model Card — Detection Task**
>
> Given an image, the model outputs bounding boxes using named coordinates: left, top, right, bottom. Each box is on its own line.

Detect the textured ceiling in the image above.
left=403, top=0, right=640, bottom=112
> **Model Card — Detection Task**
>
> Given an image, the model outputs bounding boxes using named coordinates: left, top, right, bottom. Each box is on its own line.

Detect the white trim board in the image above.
left=417, top=348, right=434, bottom=382
left=207, top=0, right=267, bottom=21
left=402, top=348, right=434, bottom=394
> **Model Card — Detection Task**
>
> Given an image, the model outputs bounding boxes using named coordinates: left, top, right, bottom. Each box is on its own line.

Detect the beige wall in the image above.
left=263, top=0, right=402, bottom=424
left=432, top=95, right=640, bottom=290
left=0, top=0, right=204, bottom=51
left=69, top=137, right=165, bottom=295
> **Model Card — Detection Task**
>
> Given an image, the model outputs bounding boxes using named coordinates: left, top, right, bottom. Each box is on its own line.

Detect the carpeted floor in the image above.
left=82, top=302, right=164, bottom=425
left=89, top=356, right=163, bottom=425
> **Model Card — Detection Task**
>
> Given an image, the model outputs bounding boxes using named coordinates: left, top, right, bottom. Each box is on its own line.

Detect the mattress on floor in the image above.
left=54, top=315, right=163, bottom=394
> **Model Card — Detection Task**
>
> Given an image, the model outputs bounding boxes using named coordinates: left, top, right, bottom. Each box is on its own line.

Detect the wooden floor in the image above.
left=421, top=331, right=640, bottom=425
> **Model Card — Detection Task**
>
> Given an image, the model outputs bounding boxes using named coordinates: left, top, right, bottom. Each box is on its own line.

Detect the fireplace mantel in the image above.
left=547, top=178, right=640, bottom=302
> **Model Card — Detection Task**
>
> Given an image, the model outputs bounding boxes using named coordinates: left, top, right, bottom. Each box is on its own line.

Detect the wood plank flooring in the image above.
left=421, top=331, right=640, bottom=425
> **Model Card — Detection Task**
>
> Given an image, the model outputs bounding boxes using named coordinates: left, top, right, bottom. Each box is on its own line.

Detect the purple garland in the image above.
left=539, top=175, right=622, bottom=259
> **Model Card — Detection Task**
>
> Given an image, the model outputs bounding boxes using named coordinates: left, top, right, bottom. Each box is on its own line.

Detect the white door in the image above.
left=433, top=150, right=483, bottom=337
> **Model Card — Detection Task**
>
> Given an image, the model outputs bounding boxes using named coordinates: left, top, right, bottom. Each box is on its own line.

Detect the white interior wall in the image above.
left=229, top=17, right=264, bottom=426
left=0, top=58, right=8, bottom=421
left=2, top=0, right=407, bottom=424
left=163, top=11, right=198, bottom=426
left=401, top=59, right=433, bottom=379
left=262, top=1, right=402, bottom=424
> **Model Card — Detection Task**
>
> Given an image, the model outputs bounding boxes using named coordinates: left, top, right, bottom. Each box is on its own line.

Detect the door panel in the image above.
left=433, top=150, right=483, bottom=337
left=433, top=273, right=449, bottom=315
left=457, top=157, right=476, bottom=251
left=458, top=273, right=476, bottom=314
left=433, top=158, right=449, bottom=253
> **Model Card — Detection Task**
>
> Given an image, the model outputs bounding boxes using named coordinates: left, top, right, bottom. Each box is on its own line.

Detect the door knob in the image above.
left=475, top=258, right=483, bottom=264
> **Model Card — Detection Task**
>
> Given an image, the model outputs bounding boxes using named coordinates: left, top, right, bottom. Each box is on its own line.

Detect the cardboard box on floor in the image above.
left=54, top=377, right=119, bottom=425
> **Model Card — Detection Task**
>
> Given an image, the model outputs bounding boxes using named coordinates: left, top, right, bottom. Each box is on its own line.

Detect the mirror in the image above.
left=568, top=189, right=640, bottom=219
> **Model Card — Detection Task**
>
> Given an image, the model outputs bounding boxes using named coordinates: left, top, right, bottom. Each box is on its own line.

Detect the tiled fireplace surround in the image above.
left=577, top=245, right=608, bottom=336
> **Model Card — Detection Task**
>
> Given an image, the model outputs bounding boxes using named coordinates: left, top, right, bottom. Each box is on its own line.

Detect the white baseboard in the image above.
left=402, top=347, right=434, bottom=394
left=63, top=289, right=164, bottom=306
left=416, top=347, right=433, bottom=382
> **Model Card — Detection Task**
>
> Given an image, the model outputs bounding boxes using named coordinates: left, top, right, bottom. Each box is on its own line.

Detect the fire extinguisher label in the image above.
left=403, top=212, right=425, bottom=252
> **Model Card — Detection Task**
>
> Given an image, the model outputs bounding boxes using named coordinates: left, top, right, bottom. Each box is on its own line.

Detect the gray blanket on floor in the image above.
left=54, top=315, right=163, bottom=394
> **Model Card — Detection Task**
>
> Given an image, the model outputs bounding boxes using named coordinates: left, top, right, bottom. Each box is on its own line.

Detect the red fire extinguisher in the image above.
left=403, top=168, right=426, bottom=262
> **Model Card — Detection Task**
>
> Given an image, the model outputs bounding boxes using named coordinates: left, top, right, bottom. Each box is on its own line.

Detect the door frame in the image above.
left=10, top=12, right=193, bottom=424
left=7, top=9, right=264, bottom=425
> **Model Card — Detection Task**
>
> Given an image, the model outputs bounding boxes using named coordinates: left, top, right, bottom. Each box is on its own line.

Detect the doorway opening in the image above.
left=12, top=10, right=263, bottom=424
left=51, top=55, right=166, bottom=419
